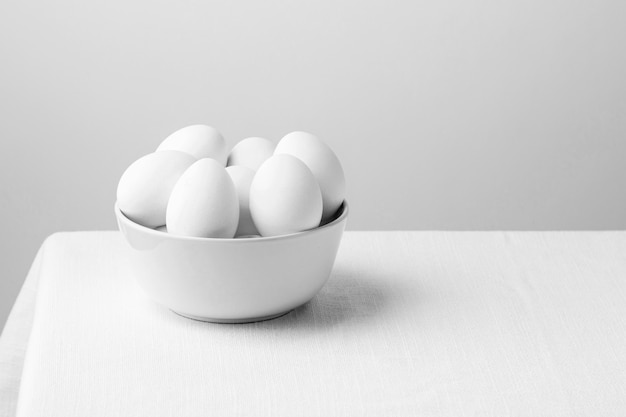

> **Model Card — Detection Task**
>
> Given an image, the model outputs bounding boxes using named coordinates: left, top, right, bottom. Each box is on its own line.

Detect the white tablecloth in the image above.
left=0, top=245, right=42, bottom=417
left=2, top=231, right=626, bottom=416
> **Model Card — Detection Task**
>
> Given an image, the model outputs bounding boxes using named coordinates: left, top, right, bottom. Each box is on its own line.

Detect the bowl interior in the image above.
left=115, top=200, right=349, bottom=242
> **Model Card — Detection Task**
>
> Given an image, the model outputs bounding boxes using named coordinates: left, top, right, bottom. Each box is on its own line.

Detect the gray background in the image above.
left=1, top=0, right=625, bottom=331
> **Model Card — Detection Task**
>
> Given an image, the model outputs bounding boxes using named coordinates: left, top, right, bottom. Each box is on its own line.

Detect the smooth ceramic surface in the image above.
left=115, top=202, right=348, bottom=323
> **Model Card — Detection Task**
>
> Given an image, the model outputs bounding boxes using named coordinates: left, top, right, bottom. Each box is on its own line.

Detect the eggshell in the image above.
left=226, top=166, right=258, bottom=237
left=157, top=125, right=227, bottom=165
left=166, top=158, right=239, bottom=238
left=227, top=137, right=275, bottom=171
left=250, top=154, right=322, bottom=237
left=274, top=131, right=345, bottom=221
left=116, top=150, right=196, bottom=228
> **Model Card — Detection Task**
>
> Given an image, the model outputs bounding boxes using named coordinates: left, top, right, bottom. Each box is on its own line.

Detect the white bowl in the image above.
left=115, top=202, right=348, bottom=323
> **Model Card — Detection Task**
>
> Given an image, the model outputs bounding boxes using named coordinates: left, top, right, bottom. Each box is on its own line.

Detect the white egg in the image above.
left=166, top=158, right=239, bottom=238
left=250, top=154, right=322, bottom=237
left=227, top=137, right=275, bottom=171
left=274, top=131, right=345, bottom=221
left=117, top=150, right=196, bottom=228
left=226, top=166, right=258, bottom=237
left=157, top=125, right=227, bottom=165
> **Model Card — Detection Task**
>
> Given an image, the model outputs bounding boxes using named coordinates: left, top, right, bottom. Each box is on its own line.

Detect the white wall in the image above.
left=1, top=0, right=625, bottom=331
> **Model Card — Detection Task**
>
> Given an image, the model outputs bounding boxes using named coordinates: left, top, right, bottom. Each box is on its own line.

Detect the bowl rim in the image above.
left=115, top=200, right=349, bottom=243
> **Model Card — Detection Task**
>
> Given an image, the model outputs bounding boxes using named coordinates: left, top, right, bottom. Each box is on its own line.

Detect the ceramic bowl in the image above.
left=115, top=202, right=348, bottom=323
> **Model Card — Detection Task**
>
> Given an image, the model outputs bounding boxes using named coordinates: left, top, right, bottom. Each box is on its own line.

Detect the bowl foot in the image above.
left=171, top=309, right=293, bottom=324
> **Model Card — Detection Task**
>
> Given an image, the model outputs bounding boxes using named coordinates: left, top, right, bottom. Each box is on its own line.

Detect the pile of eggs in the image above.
left=117, top=125, right=346, bottom=238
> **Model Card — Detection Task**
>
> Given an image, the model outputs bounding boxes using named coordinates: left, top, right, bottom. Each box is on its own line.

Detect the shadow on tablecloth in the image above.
left=249, top=265, right=406, bottom=332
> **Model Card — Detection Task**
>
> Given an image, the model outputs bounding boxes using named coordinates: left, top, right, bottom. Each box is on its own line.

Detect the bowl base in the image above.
left=171, top=309, right=293, bottom=324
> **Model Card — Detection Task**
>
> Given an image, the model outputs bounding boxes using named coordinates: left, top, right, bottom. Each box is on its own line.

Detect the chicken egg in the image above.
left=116, top=150, right=196, bottom=228
left=226, top=166, right=258, bottom=237
left=166, top=158, right=239, bottom=238
left=227, top=137, right=275, bottom=171
left=157, top=125, right=227, bottom=165
left=274, top=131, right=345, bottom=221
left=250, top=154, right=322, bottom=237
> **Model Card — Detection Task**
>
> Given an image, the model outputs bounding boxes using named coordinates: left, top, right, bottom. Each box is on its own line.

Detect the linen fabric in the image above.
left=7, top=231, right=626, bottom=416
left=0, top=246, right=42, bottom=417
